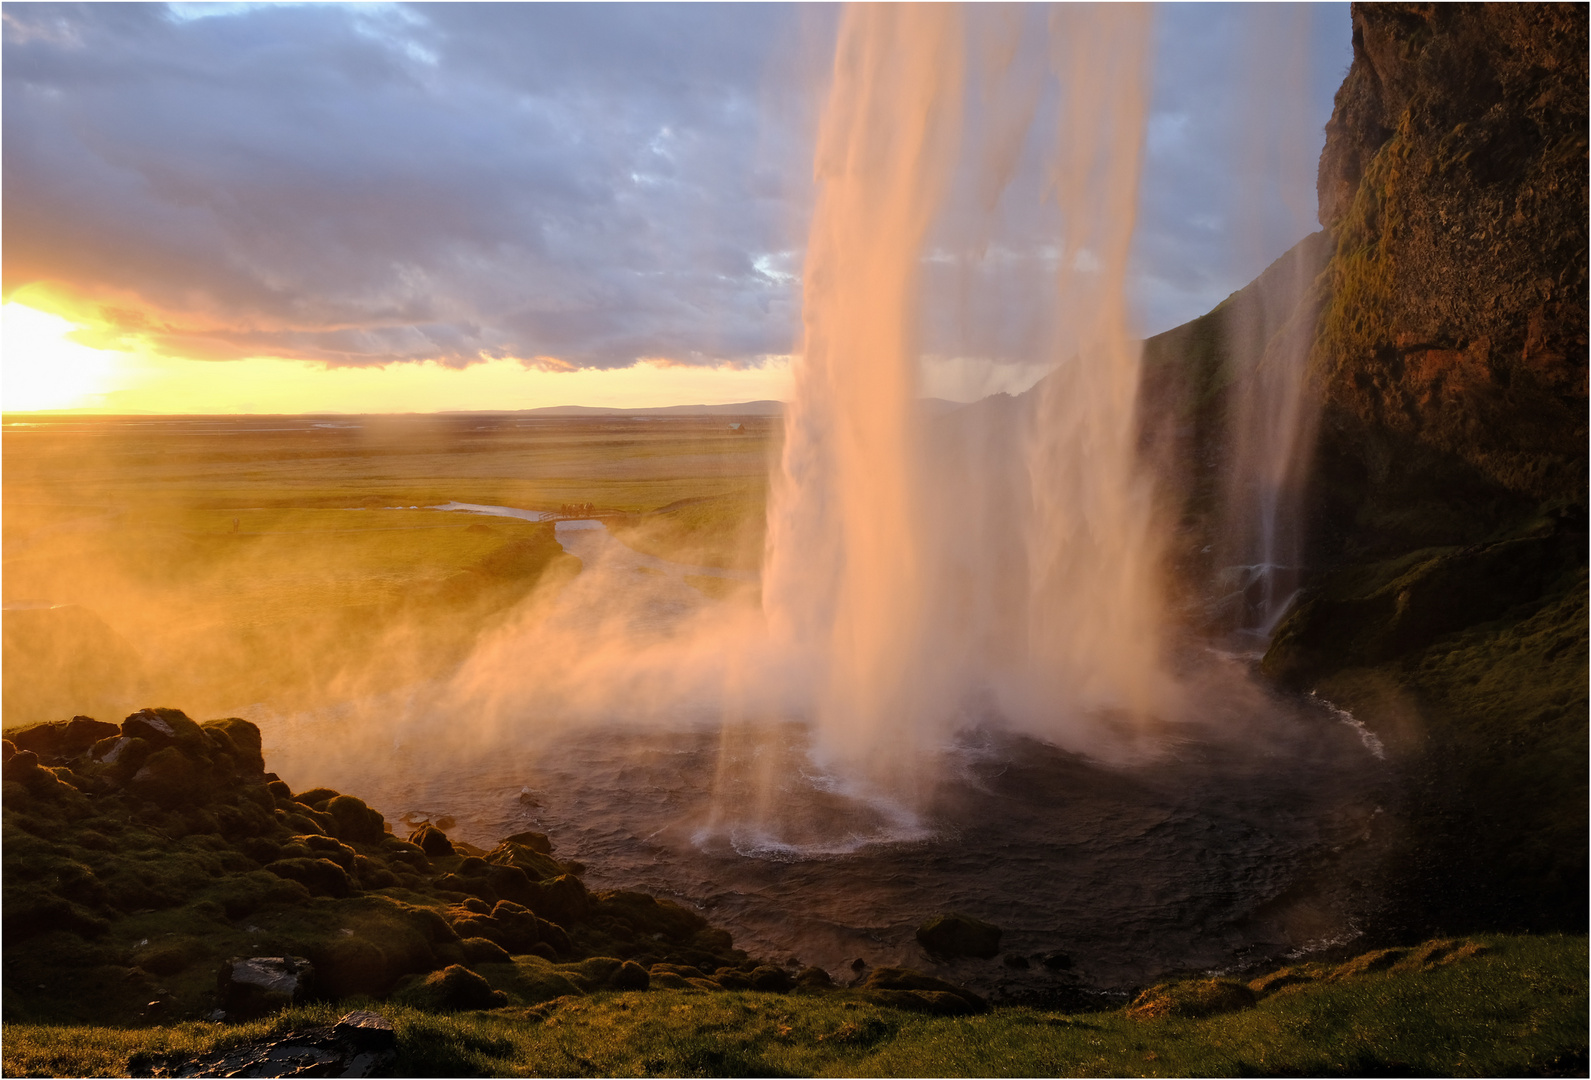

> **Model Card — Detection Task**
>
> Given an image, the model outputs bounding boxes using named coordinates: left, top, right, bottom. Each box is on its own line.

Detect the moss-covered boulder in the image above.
left=915, top=912, right=1002, bottom=960
left=395, top=964, right=506, bottom=1012
left=8, top=717, right=119, bottom=760
left=861, top=967, right=988, bottom=1015
left=2, top=704, right=765, bottom=1027
left=408, top=824, right=456, bottom=857
left=325, top=795, right=385, bottom=845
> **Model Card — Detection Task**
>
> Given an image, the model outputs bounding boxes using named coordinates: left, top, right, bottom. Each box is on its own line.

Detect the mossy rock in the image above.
left=325, top=796, right=385, bottom=845
left=471, top=955, right=585, bottom=1005
left=394, top=964, right=506, bottom=1012
left=295, top=787, right=342, bottom=807
left=795, top=965, right=834, bottom=988
left=460, top=937, right=511, bottom=965
left=747, top=965, right=794, bottom=992
left=8, top=717, right=119, bottom=763
left=266, top=858, right=352, bottom=898
left=121, top=709, right=208, bottom=755
left=200, top=719, right=265, bottom=774
left=861, top=967, right=986, bottom=1015
left=502, top=830, right=553, bottom=854
left=486, top=840, right=566, bottom=883
left=915, top=912, right=1001, bottom=960
left=409, top=824, right=456, bottom=857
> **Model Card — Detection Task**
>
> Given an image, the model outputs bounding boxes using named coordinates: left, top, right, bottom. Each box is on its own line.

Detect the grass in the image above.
left=2, top=934, right=1584, bottom=1077
left=2, top=414, right=776, bottom=726
left=610, top=491, right=767, bottom=571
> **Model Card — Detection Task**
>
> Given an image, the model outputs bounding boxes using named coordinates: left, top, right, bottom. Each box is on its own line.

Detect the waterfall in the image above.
left=760, top=4, right=1171, bottom=804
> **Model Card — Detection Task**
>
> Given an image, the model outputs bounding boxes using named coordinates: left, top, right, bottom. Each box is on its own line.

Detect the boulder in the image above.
left=122, top=708, right=206, bottom=752
left=296, top=787, right=341, bottom=807
left=460, top=937, right=512, bottom=965
left=201, top=718, right=265, bottom=774
left=218, top=956, right=315, bottom=1020
left=378, top=837, right=430, bottom=871
left=861, top=966, right=987, bottom=1015
left=266, top=857, right=352, bottom=898
left=299, top=834, right=358, bottom=869
left=536, top=919, right=572, bottom=958
left=325, top=796, right=385, bottom=845
left=435, top=873, right=497, bottom=905
left=795, top=966, right=833, bottom=988
left=90, top=735, right=150, bottom=771
left=2, top=748, right=42, bottom=783
left=483, top=863, right=536, bottom=906
left=523, top=873, right=590, bottom=927
left=915, top=912, right=1002, bottom=960
left=609, top=960, right=650, bottom=991
left=9, top=717, right=119, bottom=763
left=748, top=965, right=794, bottom=992
left=650, top=962, right=707, bottom=981
left=409, top=824, right=456, bottom=857
left=132, top=1010, right=395, bottom=1076
left=128, top=747, right=205, bottom=807
left=503, top=830, right=553, bottom=854
left=397, top=964, right=506, bottom=1012
left=486, top=840, right=565, bottom=882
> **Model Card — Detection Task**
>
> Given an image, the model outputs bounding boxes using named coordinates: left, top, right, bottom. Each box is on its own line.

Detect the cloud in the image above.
left=3, top=2, right=817, bottom=368
left=2, top=3, right=1347, bottom=372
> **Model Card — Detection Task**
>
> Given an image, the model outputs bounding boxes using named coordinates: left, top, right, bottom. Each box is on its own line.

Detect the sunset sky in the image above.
left=2, top=3, right=1348, bottom=414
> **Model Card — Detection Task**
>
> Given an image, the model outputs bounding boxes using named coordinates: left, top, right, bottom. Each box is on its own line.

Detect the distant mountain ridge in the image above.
left=517, top=400, right=785, bottom=417
left=497, top=397, right=966, bottom=418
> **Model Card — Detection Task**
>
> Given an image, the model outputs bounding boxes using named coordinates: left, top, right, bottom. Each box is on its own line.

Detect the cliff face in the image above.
left=1259, top=4, right=1588, bottom=938
left=1311, top=3, right=1587, bottom=543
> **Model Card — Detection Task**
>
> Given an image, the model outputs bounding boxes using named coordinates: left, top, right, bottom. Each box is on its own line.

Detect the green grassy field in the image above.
left=2, top=414, right=776, bottom=725
left=3, top=934, right=1584, bottom=1077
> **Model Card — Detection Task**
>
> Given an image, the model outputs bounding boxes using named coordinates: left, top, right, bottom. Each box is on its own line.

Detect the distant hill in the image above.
left=509, top=398, right=966, bottom=418
left=517, top=401, right=785, bottom=417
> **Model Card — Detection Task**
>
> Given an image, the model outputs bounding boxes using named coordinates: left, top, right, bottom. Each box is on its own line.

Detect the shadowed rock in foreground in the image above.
left=2, top=707, right=991, bottom=1027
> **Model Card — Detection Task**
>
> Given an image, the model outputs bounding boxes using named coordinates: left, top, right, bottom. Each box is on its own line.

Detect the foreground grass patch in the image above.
left=5, top=934, right=1584, bottom=1077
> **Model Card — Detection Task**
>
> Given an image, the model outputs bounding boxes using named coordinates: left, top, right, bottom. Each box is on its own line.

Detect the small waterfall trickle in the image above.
left=1213, top=232, right=1331, bottom=641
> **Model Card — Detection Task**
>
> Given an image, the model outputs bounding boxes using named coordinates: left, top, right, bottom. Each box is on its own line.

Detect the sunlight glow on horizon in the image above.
left=1, top=302, right=794, bottom=414
left=2, top=303, right=137, bottom=411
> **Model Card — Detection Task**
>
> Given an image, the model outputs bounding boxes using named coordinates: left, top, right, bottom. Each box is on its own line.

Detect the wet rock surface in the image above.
left=131, top=1010, right=397, bottom=1078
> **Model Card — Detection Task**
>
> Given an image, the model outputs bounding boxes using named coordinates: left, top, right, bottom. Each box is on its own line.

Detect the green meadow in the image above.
left=2, top=414, right=773, bottom=723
